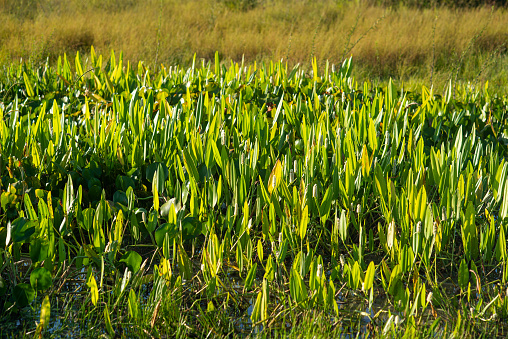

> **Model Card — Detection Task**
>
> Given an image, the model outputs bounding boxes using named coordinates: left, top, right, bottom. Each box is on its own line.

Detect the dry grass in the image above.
left=1, top=0, right=508, bottom=91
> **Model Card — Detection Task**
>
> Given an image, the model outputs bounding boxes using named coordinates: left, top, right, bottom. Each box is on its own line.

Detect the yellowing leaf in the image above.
left=363, top=262, right=375, bottom=291
left=40, top=295, right=51, bottom=329
left=87, top=275, right=99, bottom=306
left=23, top=72, right=34, bottom=97
left=268, top=160, right=283, bottom=195
left=300, top=205, right=308, bottom=240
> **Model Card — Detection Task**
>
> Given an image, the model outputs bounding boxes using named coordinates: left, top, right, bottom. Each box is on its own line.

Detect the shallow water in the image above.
left=2, top=256, right=508, bottom=338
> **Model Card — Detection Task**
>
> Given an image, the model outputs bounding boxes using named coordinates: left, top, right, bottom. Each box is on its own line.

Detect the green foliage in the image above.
left=0, top=49, right=508, bottom=337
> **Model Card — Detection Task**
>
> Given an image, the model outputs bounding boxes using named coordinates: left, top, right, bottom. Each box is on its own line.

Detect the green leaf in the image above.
left=289, top=267, right=307, bottom=306
left=257, top=239, right=264, bottom=262
left=30, top=267, right=52, bottom=291
left=183, top=149, right=200, bottom=183
left=363, top=261, right=375, bottom=292
left=492, top=161, right=507, bottom=202
left=260, top=279, right=268, bottom=322
left=104, top=304, right=114, bottom=337
left=12, top=218, right=36, bottom=243
left=461, top=201, right=478, bottom=260
left=178, top=244, right=193, bottom=281
left=24, top=194, right=37, bottom=221
left=113, top=190, right=128, bottom=207
left=388, top=264, right=401, bottom=296
left=319, top=186, right=333, bottom=218
left=146, top=162, right=168, bottom=183
left=30, top=238, right=49, bottom=263
left=251, top=292, right=262, bottom=323
left=146, top=209, right=158, bottom=233
left=245, top=263, right=257, bottom=291
left=367, top=119, right=378, bottom=152
left=374, top=165, right=388, bottom=204
left=352, top=261, right=362, bottom=290
left=23, top=72, right=34, bottom=97
left=182, top=217, right=202, bottom=240
left=115, top=175, right=135, bottom=192
left=1, top=192, right=16, bottom=211
left=458, top=259, right=469, bottom=291
left=264, top=255, right=275, bottom=282
left=211, top=140, right=222, bottom=170
left=259, top=175, right=271, bottom=204
left=128, top=289, right=139, bottom=320
left=499, top=179, right=508, bottom=220
left=361, top=144, right=371, bottom=178
left=495, top=224, right=507, bottom=262
left=154, top=223, right=178, bottom=247
left=13, top=283, right=35, bottom=307
left=120, top=251, right=142, bottom=273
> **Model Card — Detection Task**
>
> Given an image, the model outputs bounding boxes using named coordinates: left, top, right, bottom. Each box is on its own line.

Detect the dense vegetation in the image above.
left=0, top=49, right=508, bottom=337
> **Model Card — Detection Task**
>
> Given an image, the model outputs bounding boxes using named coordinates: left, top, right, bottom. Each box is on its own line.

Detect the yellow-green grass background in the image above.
left=1, top=0, right=507, bottom=92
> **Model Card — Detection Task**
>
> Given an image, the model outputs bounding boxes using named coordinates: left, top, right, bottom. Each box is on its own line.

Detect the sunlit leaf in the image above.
left=40, top=296, right=51, bottom=330
left=120, top=251, right=142, bottom=273
left=87, top=275, right=99, bottom=306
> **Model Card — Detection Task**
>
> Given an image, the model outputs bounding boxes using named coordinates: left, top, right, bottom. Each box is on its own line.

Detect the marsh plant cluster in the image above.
left=0, top=49, right=508, bottom=337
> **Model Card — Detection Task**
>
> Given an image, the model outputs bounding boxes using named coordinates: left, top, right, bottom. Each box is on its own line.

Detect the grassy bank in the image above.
left=1, top=0, right=508, bottom=93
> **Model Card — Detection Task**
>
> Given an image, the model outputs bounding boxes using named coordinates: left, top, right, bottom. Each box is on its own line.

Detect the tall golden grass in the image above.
left=1, top=0, right=507, bottom=90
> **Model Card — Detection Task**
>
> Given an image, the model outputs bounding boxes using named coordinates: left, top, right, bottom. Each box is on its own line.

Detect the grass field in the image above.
left=1, top=0, right=508, bottom=93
